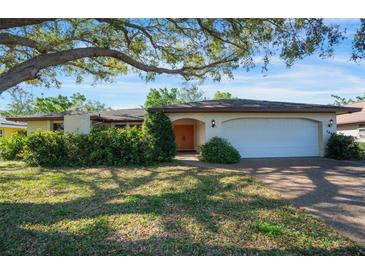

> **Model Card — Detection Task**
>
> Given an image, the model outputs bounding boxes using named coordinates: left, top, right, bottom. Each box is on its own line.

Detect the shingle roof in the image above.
left=91, top=108, right=147, bottom=122
left=6, top=110, right=86, bottom=121
left=336, top=101, right=365, bottom=125
left=0, top=118, right=27, bottom=129
left=6, top=108, right=147, bottom=123
left=148, top=99, right=361, bottom=114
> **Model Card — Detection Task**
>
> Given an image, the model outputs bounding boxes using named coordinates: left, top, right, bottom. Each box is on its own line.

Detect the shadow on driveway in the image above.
left=176, top=155, right=365, bottom=246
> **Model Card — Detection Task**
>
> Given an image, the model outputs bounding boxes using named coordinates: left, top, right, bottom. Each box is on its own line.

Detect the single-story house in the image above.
left=0, top=117, right=26, bottom=138
left=6, top=109, right=146, bottom=135
left=7, top=99, right=361, bottom=158
left=337, top=101, right=365, bottom=142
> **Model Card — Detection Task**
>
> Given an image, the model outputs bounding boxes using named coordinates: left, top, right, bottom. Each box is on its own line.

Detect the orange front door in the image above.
left=173, top=125, right=194, bottom=151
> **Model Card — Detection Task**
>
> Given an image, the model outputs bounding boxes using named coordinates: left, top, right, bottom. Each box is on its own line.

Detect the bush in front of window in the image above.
left=3, top=113, right=177, bottom=167
left=0, top=133, right=27, bottom=160
left=21, top=128, right=149, bottom=167
left=199, top=137, right=241, bottom=164
left=325, top=133, right=363, bottom=160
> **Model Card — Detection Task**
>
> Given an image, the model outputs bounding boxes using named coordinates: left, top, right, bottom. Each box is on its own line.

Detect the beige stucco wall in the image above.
left=337, top=123, right=365, bottom=142
left=64, top=114, right=91, bottom=134
left=0, top=127, right=26, bottom=138
left=196, top=120, right=205, bottom=150
left=168, top=112, right=337, bottom=157
left=27, top=120, right=52, bottom=135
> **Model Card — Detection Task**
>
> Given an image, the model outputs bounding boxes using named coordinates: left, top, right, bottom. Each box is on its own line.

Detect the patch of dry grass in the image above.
left=0, top=160, right=362, bottom=255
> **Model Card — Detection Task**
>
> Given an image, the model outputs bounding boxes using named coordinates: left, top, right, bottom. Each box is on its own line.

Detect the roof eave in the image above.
left=148, top=107, right=362, bottom=114
left=6, top=116, right=64, bottom=122
left=90, top=116, right=144, bottom=123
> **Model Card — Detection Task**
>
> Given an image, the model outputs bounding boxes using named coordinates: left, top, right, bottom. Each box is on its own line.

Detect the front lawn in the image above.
left=0, top=161, right=362, bottom=255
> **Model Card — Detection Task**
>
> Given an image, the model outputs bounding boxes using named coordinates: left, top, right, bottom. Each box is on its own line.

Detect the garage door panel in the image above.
left=222, top=118, right=320, bottom=158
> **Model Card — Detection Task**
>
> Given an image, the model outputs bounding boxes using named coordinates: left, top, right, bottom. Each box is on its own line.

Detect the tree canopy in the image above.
left=331, top=92, right=365, bottom=106
left=144, top=86, right=205, bottom=108
left=7, top=91, right=109, bottom=115
left=0, top=18, right=346, bottom=95
left=213, top=91, right=235, bottom=99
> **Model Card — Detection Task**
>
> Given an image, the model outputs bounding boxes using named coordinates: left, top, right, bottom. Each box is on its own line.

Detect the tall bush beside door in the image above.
left=142, top=112, right=177, bottom=162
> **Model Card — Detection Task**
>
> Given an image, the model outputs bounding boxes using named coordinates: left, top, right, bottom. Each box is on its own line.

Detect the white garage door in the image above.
left=222, top=118, right=320, bottom=158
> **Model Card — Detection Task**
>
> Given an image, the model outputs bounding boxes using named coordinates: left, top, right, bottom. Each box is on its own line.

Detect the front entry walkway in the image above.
left=176, top=155, right=365, bottom=245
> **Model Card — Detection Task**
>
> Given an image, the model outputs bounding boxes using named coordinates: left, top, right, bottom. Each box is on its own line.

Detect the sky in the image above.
left=1, top=19, right=365, bottom=110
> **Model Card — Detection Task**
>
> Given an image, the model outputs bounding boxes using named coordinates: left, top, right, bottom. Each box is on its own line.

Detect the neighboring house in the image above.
left=7, top=109, right=146, bottom=135
left=336, top=101, right=365, bottom=142
left=7, top=99, right=360, bottom=158
left=0, top=117, right=26, bottom=138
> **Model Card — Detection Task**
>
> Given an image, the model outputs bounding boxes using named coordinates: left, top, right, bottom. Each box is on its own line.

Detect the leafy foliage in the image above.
left=331, top=92, right=365, bottom=106
left=6, top=88, right=35, bottom=115
left=0, top=133, right=26, bottom=160
left=325, top=133, right=363, bottom=160
left=143, top=112, right=177, bottom=162
left=176, top=86, right=206, bottom=103
left=5, top=113, right=176, bottom=166
left=352, top=19, right=365, bottom=61
left=144, top=88, right=180, bottom=108
left=213, top=91, right=235, bottom=99
left=199, top=137, right=241, bottom=164
left=34, top=92, right=108, bottom=113
left=0, top=19, right=345, bottom=94
left=144, top=86, right=205, bottom=108
left=21, top=128, right=148, bottom=167
left=22, top=131, right=68, bottom=166
left=7, top=91, right=108, bottom=115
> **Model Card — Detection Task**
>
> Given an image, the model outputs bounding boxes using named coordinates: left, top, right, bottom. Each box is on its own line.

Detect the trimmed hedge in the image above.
left=20, top=128, right=149, bottom=167
left=0, top=112, right=177, bottom=167
left=199, top=137, right=241, bottom=164
left=325, top=133, right=363, bottom=160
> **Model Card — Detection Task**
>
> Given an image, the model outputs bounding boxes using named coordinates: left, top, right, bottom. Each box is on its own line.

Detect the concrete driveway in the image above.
left=177, top=155, right=365, bottom=245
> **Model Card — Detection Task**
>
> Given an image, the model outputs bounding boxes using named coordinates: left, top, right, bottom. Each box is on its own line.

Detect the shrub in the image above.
left=143, top=112, right=177, bottom=162
left=22, top=131, right=68, bottom=166
left=325, top=133, right=363, bottom=160
left=84, top=127, right=147, bottom=166
left=199, top=137, right=241, bottom=164
left=0, top=133, right=26, bottom=160
left=7, top=114, right=177, bottom=167
left=22, top=128, right=149, bottom=167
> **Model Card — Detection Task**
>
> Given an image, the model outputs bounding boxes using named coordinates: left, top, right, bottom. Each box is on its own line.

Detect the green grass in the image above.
left=0, top=160, right=363, bottom=255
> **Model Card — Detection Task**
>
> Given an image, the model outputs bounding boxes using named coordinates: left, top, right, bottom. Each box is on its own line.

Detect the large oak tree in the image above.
left=0, top=18, right=347, bottom=95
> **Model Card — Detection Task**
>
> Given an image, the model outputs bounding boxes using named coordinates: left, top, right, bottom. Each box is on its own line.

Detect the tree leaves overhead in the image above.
left=0, top=18, right=345, bottom=94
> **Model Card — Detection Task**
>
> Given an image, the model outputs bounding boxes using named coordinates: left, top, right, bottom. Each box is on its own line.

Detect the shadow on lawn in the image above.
left=0, top=165, right=363, bottom=255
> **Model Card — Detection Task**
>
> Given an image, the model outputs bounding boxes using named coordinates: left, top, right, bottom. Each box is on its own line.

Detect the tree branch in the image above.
left=0, top=48, right=178, bottom=93
left=0, top=33, right=43, bottom=51
left=0, top=47, right=235, bottom=93
left=0, top=18, right=56, bottom=30
left=196, top=19, right=247, bottom=50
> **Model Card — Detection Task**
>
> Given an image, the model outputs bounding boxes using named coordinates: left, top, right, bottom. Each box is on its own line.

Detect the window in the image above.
left=114, top=124, right=127, bottom=129
left=0, top=129, right=3, bottom=137
left=52, top=123, right=64, bottom=131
